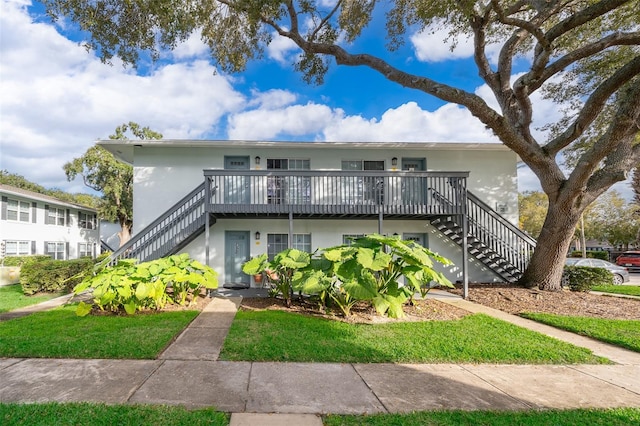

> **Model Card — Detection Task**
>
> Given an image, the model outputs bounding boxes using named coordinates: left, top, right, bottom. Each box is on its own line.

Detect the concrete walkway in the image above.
left=1, top=292, right=639, bottom=425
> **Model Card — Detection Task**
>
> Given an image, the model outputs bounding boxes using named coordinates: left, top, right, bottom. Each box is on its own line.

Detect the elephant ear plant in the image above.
left=243, top=234, right=453, bottom=318
left=242, top=249, right=311, bottom=307
left=73, top=253, right=218, bottom=316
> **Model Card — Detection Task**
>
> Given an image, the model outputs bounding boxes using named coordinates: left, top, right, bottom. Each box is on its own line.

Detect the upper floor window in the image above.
left=4, top=240, right=30, bottom=256
left=47, top=207, right=65, bottom=226
left=79, top=212, right=96, bottom=229
left=7, top=199, right=30, bottom=222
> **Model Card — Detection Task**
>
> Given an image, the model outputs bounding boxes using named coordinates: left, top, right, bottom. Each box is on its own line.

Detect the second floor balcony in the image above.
left=204, top=170, right=469, bottom=219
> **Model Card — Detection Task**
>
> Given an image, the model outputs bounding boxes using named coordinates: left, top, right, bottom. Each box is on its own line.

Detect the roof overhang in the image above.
left=98, top=139, right=515, bottom=165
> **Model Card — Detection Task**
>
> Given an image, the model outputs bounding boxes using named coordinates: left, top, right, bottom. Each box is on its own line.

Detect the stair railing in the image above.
left=107, top=182, right=207, bottom=265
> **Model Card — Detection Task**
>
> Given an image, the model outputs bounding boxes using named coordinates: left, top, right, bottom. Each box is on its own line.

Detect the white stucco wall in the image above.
left=132, top=143, right=518, bottom=232
left=124, top=141, right=517, bottom=284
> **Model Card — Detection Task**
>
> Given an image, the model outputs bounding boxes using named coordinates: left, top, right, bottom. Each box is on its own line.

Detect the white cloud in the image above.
left=228, top=103, right=338, bottom=140
left=410, top=21, right=502, bottom=63
left=172, top=31, right=210, bottom=60
left=0, top=0, right=244, bottom=190
left=266, top=31, right=300, bottom=64
left=247, top=89, right=298, bottom=109
left=322, top=102, right=498, bottom=143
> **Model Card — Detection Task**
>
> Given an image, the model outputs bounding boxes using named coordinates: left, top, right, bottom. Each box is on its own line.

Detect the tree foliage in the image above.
left=583, top=190, right=640, bottom=248
left=518, top=191, right=548, bottom=239
left=42, top=1, right=640, bottom=290
left=63, top=122, right=162, bottom=246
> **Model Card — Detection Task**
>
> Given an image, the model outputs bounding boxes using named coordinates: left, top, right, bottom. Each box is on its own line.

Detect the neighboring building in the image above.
left=0, top=184, right=100, bottom=260
left=100, top=140, right=535, bottom=288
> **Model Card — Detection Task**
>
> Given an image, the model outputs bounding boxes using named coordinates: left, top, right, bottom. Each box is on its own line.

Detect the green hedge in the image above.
left=1, top=255, right=51, bottom=267
left=20, top=258, right=95, bottom=295
left=569, top=251, right=610, bottom=261
left=563, top=266, right=614, bottom=292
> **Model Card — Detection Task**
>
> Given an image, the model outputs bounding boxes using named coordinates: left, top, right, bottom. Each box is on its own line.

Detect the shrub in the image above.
left=20, top=258, right=95, bottom=295
left=563, top=266, right=614, bottom=292
left=73, top=253, right=219, bottom=316
left=1, top=255, right=50, bottom=267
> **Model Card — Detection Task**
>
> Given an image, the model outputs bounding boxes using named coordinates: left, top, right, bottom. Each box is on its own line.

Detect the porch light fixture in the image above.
left=255, top=156, right=261, bottom=165
left=255, top=231, right=261, bottom=240
left=391, top=157, right=398, bottom=166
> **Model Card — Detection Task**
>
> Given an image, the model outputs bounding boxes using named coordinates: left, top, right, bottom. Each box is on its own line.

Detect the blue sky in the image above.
left=0, top=0, right=633, bottom=199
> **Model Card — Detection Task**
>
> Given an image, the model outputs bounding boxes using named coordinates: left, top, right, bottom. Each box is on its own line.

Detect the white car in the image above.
left=565, top=258, right=630, bottom=285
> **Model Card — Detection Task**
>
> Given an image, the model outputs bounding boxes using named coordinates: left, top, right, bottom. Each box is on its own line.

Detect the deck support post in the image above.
left=288, top=210, right=293, bottom=249
left=460, top=178, right=469, bottom=299
left=378, top=209, right=383, bottom=234
left=204, top=176, right=210, bottom=267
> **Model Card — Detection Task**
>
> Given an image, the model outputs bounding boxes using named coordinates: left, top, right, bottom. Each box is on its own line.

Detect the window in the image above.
left=78, top=242, right=93, bottom=258
left=266, top=158, right=311, bottom=204
left=46, top=242, right=66, bottom=260
left=7, top=199, right=30, bottom=222
left=4, top=240, right=30, bottom=256
left=341, top=160, right=385, bottom=204
left=48, top=207, right=65, bottom=226
left=267, top=233, right=312, bottom=260
left=342, top=234, right=365, bottom=246
left=79, top=212, right=96, bottom=229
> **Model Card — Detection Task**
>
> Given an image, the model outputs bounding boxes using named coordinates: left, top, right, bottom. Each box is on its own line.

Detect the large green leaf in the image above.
left=278, top=249, right=310, bottom=269
left=75, top=301, right=92, bottom=317
left=342, top=276, right=378, bottom=300
left=135, top=282, right=151, bottom=299
left=242, top=254, right=268, bottom=275
left=123, top=300, right=137, bottom=315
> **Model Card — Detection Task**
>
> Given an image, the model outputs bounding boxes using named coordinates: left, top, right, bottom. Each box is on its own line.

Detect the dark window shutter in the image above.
left=1, top=196, right=7, bottom=220
left=32, top=202, right=37, bottom=223
left=44, top=205, right=50, bottom=224
left=66, top=209, right=71, bottom=227
left=65, top=242, right=70, bottom=259
left=31, top=241, right=36, bottom=255
left=44, top=241, right=49, bottom=255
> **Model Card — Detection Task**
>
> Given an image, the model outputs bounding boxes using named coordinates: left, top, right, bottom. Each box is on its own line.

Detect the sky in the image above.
left=0, top=0, right=634, bottom=199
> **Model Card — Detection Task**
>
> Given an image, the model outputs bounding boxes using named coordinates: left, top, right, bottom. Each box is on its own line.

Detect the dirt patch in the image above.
left=451, top=284, right=640, bottom=320
left=240, top=296, right=470, bottom=324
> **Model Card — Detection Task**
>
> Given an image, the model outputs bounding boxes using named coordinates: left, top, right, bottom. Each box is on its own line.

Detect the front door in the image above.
left=224, top=231, right=250, bottom=287
left=224, top=156, right=250, bottom=204
left=401, top=158, right=426, bottom=205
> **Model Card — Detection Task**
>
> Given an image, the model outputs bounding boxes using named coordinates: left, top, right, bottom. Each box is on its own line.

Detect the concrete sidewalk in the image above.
left=1, top=292, right=639, bottom=425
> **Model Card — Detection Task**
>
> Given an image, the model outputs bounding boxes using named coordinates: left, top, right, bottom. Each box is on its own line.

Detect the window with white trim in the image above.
left=78, top=242, right=93, bottom=258
left=7, top=199, right=30, bottom=222
left=267, top=233, right=312, bottom=260
left=4, top=240, right=30, bottom=256
left=46, top=242, right=66, bottom=260
left=78, top=212, right=96, bottom=229
left=48, top=207, right=65, bottom=226
left=342, top=234, right=365, bottom=246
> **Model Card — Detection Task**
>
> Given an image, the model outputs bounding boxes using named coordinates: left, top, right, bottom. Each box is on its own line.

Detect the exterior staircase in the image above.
left=107, top=182, right=211, bottom=265
left=430, top=190, right=536, bottom=282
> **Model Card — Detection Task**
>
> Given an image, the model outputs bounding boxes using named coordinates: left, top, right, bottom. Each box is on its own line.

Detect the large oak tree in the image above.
left=64, top=122, right=162, bottom=247
left=43, top=0, right=640, bottom=289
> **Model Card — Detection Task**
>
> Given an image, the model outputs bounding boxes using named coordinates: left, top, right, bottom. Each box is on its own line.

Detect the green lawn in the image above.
left=0, top=284, right=62, bottom=313
left=2, top=404, right=637, bottom=426
left=521, top=313, right=640, bottom=352
left=219, top=310, right=607, bottom=364
left=0, top=403, right=228, bottom=426
left=592, top=284, right=640, bottom=297
left=325, top=408, right=640, bottom=426
left=0, top=305, right=198, bottom=359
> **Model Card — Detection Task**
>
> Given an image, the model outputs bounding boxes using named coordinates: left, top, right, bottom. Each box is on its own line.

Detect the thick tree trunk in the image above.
left=117, top=220, right=132, bottom=248
left=519, top=201, right=582, bottom=291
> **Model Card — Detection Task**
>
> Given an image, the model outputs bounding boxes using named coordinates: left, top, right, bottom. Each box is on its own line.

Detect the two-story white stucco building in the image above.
left=99, top=140, right=535, bottom=291
left=1, top=184, right=100, bottom=260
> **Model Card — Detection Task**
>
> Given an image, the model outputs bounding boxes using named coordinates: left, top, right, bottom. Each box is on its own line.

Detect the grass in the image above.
left=324, top=408, right=640, bottom=426
left=521, top=312, right=640, bottom=352
left=0, top=284, right=62, bottom=313
left=0, top=402, right=228, bottom=426
left=219, top=310, right=608, bottom=364
left=591, top=284, right=640, bottom=297
left=0, top=305, right=198, bottom=359
left=3, top=405, right=638, bottom=426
